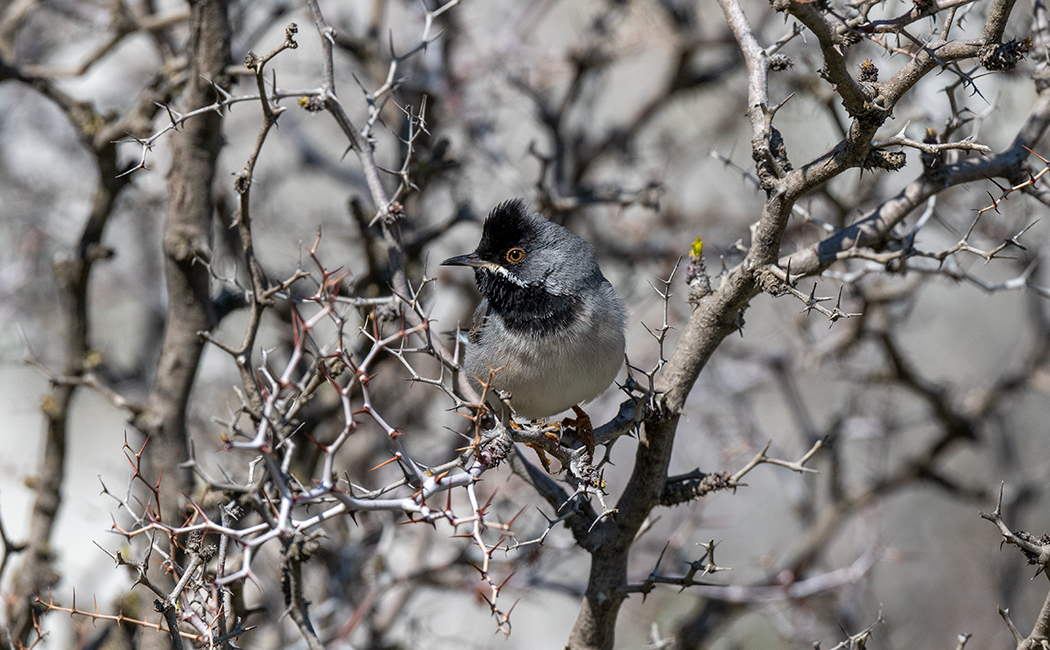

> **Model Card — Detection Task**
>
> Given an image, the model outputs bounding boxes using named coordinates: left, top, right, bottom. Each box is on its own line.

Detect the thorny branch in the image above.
left=982, top=484, right=1050, bottom=649
left=7, top=0, right=1050, bottom=647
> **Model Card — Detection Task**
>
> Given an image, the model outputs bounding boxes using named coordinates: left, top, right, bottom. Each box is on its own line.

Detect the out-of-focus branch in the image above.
left=131, top=0, right=231, bottom=551
left=2, top=36, right=172, bottom=650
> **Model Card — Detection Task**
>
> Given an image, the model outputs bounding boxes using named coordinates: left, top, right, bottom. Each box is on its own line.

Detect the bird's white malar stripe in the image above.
left=486, top=262, right=530, bottom=288
left=490, top=261, right=574, bottom=296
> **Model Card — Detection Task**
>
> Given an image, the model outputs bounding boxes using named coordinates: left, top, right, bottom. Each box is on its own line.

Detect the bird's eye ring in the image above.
left=506, top=248, right=526, bottom=264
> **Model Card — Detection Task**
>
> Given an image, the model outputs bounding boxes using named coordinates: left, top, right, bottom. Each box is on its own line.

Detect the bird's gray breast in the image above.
left=465, top=280, right=625, bottom=419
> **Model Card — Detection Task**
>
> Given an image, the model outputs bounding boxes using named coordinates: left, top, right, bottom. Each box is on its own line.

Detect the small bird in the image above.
left=441, top=199, right=626, bottom=420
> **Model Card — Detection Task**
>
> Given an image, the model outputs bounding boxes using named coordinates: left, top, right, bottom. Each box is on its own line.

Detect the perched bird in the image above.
left=441, top=199, right=626, bottom=420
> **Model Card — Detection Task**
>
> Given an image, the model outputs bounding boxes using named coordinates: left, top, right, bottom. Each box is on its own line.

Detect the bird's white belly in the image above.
left=466, top=319, right=623, bottom=419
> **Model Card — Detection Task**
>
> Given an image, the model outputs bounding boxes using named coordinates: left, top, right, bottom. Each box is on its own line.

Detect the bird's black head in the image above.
left=473, top=198, right=543, bottom=272
left=441, top=199, right=596, bottom=334
left=442, top=199, right=596, bottom=287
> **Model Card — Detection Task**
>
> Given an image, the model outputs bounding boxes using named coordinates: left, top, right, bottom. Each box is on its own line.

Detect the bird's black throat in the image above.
left=475, top=270, right=581, bottom=337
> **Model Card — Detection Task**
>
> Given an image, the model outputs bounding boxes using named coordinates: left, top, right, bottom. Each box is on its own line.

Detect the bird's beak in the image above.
left=441, top=252, right=486, bottom=268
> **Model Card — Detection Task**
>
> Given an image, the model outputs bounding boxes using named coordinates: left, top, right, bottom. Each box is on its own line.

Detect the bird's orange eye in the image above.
left=506, top=248, right=526, bottom=264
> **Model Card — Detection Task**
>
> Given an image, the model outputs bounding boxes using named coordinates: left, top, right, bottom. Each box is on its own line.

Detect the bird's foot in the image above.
left=524, top=442, right=554, bottom=473
left=511, top=419, right=559, bottom=473
left=536, top=419, right=564, bottom=443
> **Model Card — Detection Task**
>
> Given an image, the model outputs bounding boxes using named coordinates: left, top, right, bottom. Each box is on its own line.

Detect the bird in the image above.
left=441, top=198, right=626, bottom=422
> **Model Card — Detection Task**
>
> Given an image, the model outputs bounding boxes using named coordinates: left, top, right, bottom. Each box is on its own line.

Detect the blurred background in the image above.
left=1, top=0, right=1049, bottom=648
